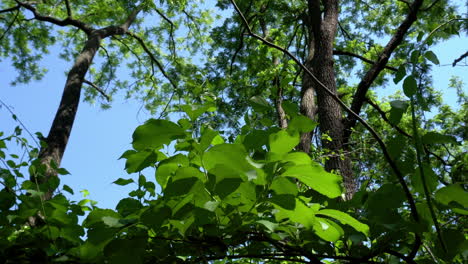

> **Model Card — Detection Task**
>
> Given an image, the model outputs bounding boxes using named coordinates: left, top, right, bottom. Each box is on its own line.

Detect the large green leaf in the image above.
left=317, top=209, right=369, bottom=235
left=281, top=164, right=342, bottom=198
left=120, top=149, right=158, bottom=173
left=313, top=218, right=344, bottom=242
left=83, top=209, right=122, bottom=228
left=412, top=166, right=439, bottom=194
left=156, top=154, right=189, bottom=188
left=422, top=131, right=458, bottom=145
left=210, top=164, right=243, bottom=199
left=435, top=184, right=468, bottom=208
left=132, top=119, right=185, bottom=151
left=203, top=143, right=253, bottom=173
left=249, top=95, right=271, bottom=112
left=274, top=198, right=318, bottom=229
left=269, top=130, right=299, bottom=154
left=287, top=115, right=317, bottom=133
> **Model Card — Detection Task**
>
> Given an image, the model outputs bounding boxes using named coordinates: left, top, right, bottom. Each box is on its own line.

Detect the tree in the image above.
left=0, top=0, right=467, bottom=263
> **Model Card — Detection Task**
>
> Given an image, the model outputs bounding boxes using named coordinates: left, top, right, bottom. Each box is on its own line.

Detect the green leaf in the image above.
left=249, top=95, right=271, bottom=112
left=389, top=100, right=409, bottom=125
left=121, top=150, right=158, bottom=173
left=180, top=103, right=216, bottom=121
left=271, top=177, right=298, bottom=196
left=83, top=209, right=121, bottom=228
left=281, top=152, right=312, bottom=166
left=287, top=115, right=317, bottom=133
left=269, top=130, right=299, bottom=154
left=57, top=167, right=70, bottom=175
left=156, top=154, right=189, bottom=188
left=62, top=184, right=74, bottom=195
left=116, top=198, right=143, bottom=217
left=403, top=75, right=417, bottom=97
left=313, top=218, right=344, bottom=242
left=257, top=220, right=278, bottom=232
left=281, top=164, right=342, bottom=198
left=275, top=198, right=318, bottom=228
left=424, top=50, right=440, bottom=65
left=412, top=166, right=438, bottom=194
left=203, top=143, right=253, bottom=173
left=393, top=65, right=406, bottom=84
left=140, top=205, right=171, bottom=229
left=435, top=184, right=468, bottom=208
left=317, top=209, right=369, bottom=235
left=132, top=119, right=185, bottom=151
left=211, top=165, right=243, bottom=199
left=422, top=132, right=458, bottom=145
left=113, top=178, right=134, bottom=186
left=203, top=201, right=219, bottom=212
left=104, top=238, right=146, bottom=264
left=102, top=216, right=125, bottom=228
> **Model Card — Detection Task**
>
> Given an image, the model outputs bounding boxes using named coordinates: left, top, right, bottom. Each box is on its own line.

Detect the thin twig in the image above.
left=0, top=97, right=39, bottom=146
left=83, top=80, right=110, bottom=101
left=0, top=9, right=20, bottom=42
left=126, top=31, right=178, bottom=91
left=333, top=50, right=398, bottom=71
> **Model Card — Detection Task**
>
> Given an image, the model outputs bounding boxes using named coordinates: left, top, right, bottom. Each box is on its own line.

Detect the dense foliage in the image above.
left=1, top=0, right=467, bottom=263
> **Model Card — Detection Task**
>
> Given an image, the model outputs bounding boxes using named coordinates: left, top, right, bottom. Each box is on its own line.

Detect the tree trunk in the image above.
left=34, top=31, right=103, bottom=200
left=31, top=7, right=143, bottom=201
left=301, top=0, right=356, bottom=199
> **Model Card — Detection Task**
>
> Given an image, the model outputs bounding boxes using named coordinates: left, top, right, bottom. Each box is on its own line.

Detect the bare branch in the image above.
left=229, top=0, right=419, bottom=225
left=333, top=50, right=398, bottom=71
left=83, top=79, right=110, bottom=101
left=452, top=50, right=468, bottom=67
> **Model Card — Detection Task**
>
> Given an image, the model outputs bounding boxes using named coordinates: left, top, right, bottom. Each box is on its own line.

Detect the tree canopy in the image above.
left=0, top=0, right=467, bottom=263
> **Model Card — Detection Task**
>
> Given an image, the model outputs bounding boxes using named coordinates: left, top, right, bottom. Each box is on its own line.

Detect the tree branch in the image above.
left=83, top=79, right=110, bottom=101
left=0, top=8, right=20, bottom=42
left=15, top=0, right=92, bottom=34
left=64, top=0, right=72, bottom=18
left=452, top=50, right=468, bottom=67
left=126, top=31, right=178, bottom=91
left=154, top=7, right=176, bottom=58
left=344, top=0, right=424, bottom=139
left=365, top=97, right=450, bottom=167
left=229, top=0, right=420, bottom=225
left=0, top=5, right=20, bottom=14
left=333, top=50, right=398, bottom=71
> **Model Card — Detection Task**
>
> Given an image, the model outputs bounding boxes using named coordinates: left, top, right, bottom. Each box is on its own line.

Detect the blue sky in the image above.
left=0, top=15, right=467, bottom=210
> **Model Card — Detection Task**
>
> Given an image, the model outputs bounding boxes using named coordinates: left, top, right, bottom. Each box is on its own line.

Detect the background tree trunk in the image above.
left=301, top=0, right=356, bottom=199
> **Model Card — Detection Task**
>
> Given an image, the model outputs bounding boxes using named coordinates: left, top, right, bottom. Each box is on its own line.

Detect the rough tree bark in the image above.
left=300, top=0, right=356, bottom=199
left=28, top=4, right=144, bottom=201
